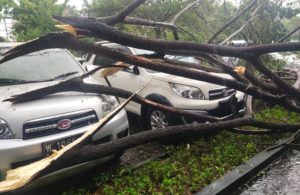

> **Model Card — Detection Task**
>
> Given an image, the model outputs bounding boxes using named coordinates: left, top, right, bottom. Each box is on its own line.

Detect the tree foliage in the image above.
left=0, top=0, right=298, bottom=42
left=0, top=0, right=16, bottom=19
left=5, top=0, right=79, bottom=41
left=11, top=0, right=62, bottom=41
left=82, top=0, right=299, bottom=43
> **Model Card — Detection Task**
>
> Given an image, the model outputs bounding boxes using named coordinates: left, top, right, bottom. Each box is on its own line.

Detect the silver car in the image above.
left=0, top=49, right=129, bottom=180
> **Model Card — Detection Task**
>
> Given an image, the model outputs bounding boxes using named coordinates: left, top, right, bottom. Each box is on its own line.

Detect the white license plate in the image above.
left=42, top=135, right=82, bottom=156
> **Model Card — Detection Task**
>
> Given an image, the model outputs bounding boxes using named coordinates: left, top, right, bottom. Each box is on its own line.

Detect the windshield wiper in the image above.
left=52, top=71, right=79, bottom=80
left=0, top=72, right=79, bottom=86
left=0, top=78, right=41, bottom=86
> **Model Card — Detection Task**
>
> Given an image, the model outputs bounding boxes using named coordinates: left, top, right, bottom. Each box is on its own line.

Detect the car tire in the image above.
left=146, top=108, right=179, bottom=130
left=145, top=108, right=188, bottom=144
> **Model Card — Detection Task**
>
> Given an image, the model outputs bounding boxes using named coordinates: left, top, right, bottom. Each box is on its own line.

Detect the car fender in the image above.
left=141, top=94, right=173, bottom=121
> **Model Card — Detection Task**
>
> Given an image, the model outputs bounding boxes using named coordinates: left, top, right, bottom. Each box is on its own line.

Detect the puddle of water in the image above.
left=238, top=150, right=300, bottom=195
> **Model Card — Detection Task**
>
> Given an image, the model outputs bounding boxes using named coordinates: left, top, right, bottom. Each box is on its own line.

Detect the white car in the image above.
left=83, top=43, right=246, bottom=129
left=0, top=42, right=24, bottom=55
left=0, top=48, right=129, bottom=180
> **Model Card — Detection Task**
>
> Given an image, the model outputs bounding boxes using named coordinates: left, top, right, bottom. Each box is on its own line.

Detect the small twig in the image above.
left=207, top=0, right=257, bottom=43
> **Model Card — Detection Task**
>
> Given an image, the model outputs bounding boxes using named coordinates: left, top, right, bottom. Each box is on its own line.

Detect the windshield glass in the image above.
left=0, top=47, right=12, bottom=55
left=132, top=48, right=155, bottom=55
left=165, top=55, right=198, bottom=63
left=146, top=55, right=199, bottom=73
left=0, top=49, right=84, bottom=86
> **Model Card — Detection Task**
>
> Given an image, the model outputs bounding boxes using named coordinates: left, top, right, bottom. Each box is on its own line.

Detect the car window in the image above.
left=165, top=55, right=198, bottom=63
left=93, top=45, right=131, bottom=66
left=0, top=49, right=84, bottom=86
left=93, top=55, right=117, bottom=66
left=131, top=48, right=155, bottom=55
left=85, top=53, right=93, bottom=62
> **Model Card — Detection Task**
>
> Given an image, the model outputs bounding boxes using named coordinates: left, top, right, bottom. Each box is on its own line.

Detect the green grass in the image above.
left=63, top=106, right=300, bottom=195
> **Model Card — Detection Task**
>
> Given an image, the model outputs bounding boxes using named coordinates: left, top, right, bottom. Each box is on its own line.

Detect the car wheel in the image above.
left=146, top=108, right=181, bottom=130
left=146, top=108, right=188, bottom=144
left=149, top=110, right=169, bottom=129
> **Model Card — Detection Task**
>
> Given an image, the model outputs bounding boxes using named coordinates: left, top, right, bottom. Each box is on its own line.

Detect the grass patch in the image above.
left=63, top=106, right=300, bottom=195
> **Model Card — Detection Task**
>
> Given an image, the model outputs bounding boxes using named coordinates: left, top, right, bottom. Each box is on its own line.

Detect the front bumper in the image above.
left=182, top=95, right=246, bottom=123
left=0, top=110, right=129, bottom=179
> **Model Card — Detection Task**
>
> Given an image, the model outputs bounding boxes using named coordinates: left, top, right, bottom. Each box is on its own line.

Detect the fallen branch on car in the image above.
left=2, top=32, right=300, bottom=113
left=4, top=116, right=300, bottom=193
left=0, top=88, right=140, bottom=193
left=1, top=113, right=300, bottom=194
left=1, top=0, right=300, bottom=193
left=50, top=15, right=300, bottom=96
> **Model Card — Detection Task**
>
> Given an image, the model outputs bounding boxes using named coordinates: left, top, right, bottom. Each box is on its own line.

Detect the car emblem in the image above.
left=221, top=88, right=228, bottom=97
left=57, top=119, right=72, bottom=130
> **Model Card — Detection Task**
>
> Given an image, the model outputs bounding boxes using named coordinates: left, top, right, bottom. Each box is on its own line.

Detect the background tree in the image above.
left=282, top=16, right=300, bottom=41
left=0, top=0, right=16, bottom=41
left=82, top=0, right=299, bottom=43
left=10, top=0, right=76, bottom=41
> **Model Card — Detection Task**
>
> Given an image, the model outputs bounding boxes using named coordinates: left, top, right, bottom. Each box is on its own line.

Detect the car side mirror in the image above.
left=132, top=66, right=140, bottom=75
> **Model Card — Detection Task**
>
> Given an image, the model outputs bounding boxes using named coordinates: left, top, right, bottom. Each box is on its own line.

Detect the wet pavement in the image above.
left=238, top=150, right=300, bottom=195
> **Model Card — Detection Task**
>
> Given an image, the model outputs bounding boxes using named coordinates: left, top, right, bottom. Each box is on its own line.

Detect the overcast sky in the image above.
left=58, top=0, right=84, bottom=10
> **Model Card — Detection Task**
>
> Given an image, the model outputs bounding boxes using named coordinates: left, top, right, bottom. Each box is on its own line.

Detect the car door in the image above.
left=106, top=65, right=142, bottom=114
left=91, top=48, right=142, bottom=114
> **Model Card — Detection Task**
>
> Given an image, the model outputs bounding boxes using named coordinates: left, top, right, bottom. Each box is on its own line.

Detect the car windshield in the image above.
left=165, top=55, right=198, bottom=63
left=147, top=55, right=199, bottom=73
left=0, top=47, right=12, bottom=55
left=0, top=49, right=84, bottom=86
left=131, top=48, right=199, bottom=73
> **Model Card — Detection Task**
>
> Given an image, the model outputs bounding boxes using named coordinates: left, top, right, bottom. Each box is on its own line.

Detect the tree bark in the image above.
left=33, top=117, right=300, bottom=178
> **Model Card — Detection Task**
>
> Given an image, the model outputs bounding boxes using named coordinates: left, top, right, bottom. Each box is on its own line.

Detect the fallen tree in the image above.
left=0, top=0, right=300, bottom=193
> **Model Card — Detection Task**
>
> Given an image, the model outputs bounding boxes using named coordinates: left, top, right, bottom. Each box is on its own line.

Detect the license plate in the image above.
left=219, top=95, right=238, bottom=115
left=42, top=135, right=82, bottom=156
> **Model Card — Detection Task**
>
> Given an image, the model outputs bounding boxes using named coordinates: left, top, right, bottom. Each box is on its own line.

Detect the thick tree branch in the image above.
left=5, top=81, right=219, bottom=122
left=249, top=58, right=300, bottom=97
left=52, top=16, right=300, bottom=58
left=1, top=33, right=284, bottom=104
left=98, top=0, right=146, bottom=25
left=27, top=117, right=300, bottom=178
left=124, top=17, right=197, bottom=41
left=3, top=33, right=300, bottom=113
left=243, top=69, right=282, bottom=94
left=163, top=58, right=223, bottom=73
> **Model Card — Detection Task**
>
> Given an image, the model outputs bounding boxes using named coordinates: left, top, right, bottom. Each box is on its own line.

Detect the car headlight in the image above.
left=169, top=83, right=205, bottom=100
left=101, top=95, right=119, bottom=117
left=0, top=119, right=14, bottom=139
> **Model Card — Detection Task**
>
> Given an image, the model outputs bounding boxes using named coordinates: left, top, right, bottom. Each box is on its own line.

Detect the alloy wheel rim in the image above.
left=150, top=110, right=169, bottom=129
